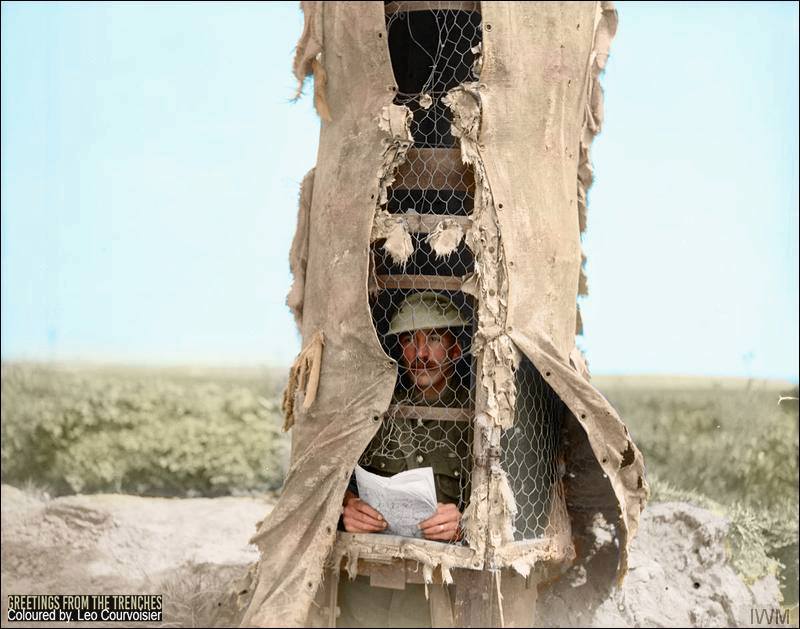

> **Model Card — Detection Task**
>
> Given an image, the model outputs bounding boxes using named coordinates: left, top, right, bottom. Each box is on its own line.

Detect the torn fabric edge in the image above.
left=371, top=209, right=414, bottom=267
left=575, top=1, right=618, bottom=336
left=369, top=103, right=415, bottom=266
left=471, top=42, right=483, bottom=78
left=376, top=103, right=413, bottom=206
left=443, top=82, right=519, bottom=433
left=554, top=2, right=651, bottom=583
left=287, top=168, right=315, bottom=332
left=509, top=330, right=650, bottom=586
left=426, top=218, right=465, bottom=258
left=281, top=329, right=325, bottom=431
left=292, top=2, right=331, bottom=121
left=497, top=530, right=576, bottom=579
left=328, top=534, right=475, bottom=587
left=443, top=82, right=523, bottom=568
left=371, top=213, right=466, bottom=266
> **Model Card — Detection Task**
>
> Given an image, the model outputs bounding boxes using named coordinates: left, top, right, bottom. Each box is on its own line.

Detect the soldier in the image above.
left=337, top=291, right=473, bottom=627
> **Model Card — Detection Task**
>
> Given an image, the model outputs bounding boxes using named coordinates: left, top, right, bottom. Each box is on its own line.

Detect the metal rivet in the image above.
left=380, top=462, right=386, bottom=468
left=498, top=203, right=503, bottom=209
left=454, top=471, right=460, bottom=477
left=416, top=455, right=424, bottom=464
left=507, top=326, right=513, bottom=333
left=508, top=261, right=514, bottom=267
left=378, top=32, right=383, bottom=38
left=485, top=23, right=493, bottom=31
left=545, top=371, right=551, bottom=376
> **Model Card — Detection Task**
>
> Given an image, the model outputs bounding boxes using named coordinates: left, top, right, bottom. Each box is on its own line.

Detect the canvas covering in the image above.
left=241, top=2, right=649, bottom=626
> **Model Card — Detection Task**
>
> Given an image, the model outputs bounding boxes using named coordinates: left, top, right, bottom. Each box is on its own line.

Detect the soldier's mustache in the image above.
left=407, top=357, right=458, bottom=370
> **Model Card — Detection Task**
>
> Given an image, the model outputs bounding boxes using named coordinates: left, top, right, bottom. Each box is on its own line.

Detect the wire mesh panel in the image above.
left=386, top=2, right=482, bottom=145
left=358, top=404, right=474, bottom=513
left=364, top=286, right=475, bottom=512
left=372, top=233, right=474, bottom=278
left=385, top=2, right=481, bottom=217
left=370, top=289, right=475, bottom=406
left=500, top=357, right=566, bottom=540
left=365, top=2, right=569, bottom=550
left=359, top=3, right=484, bottom=520
left=386, top=188, right=473, bottom=216
left=390, top=156, right=475, bottom=217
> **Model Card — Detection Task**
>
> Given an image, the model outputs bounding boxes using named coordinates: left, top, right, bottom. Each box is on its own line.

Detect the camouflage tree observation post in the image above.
left=241, top=2, right=649, bottom=627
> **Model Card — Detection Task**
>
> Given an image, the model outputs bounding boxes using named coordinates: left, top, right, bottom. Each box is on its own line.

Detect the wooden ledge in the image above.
left=385, top=1, right=480, bottom=16
left=375, top=274, right=464, bottom=291
left=395, top=213, right=472, bottom=234
left=395, top=148, right=475, bottom=192
left=387, top=404, right=473, bottom=423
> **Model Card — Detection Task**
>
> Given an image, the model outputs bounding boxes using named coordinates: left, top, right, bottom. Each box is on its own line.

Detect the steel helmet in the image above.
left=388, top=291, right=468, bottom=336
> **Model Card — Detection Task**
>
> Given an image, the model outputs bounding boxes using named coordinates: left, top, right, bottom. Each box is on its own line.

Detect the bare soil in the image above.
left=0, top=485, right=786, bottom=628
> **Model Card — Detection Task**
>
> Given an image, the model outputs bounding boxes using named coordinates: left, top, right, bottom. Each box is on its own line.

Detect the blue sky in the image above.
left=1, top=1, right=798, bottom=381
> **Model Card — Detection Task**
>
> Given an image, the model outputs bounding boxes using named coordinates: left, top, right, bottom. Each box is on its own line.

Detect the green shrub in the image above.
left=1, top=363, right=289, bottom=497
left=601, top=384, right=798, bottom=513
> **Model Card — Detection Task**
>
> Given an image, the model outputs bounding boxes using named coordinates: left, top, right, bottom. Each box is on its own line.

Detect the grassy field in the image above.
left=0, top=362, right=288, bottom=497
left=1, top=362, right=797, bottom=602
left=596, top=375, right=798, bottom=604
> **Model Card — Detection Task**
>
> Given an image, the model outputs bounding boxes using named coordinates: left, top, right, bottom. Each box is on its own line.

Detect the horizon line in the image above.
left=2, top=357, right=796, bottom=387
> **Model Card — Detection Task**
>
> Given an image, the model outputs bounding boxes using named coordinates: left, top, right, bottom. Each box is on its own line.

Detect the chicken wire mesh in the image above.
left=386, top=2, right=481, bottom=141
left=500, top=357, right=568, bottom=540
left=386, top=1, right=480, bottom=214
left=361, top=2, right=568, bottom=543
left=362, top=286, right=475, bottom=515
left=359, top=3, right=482, bottom=525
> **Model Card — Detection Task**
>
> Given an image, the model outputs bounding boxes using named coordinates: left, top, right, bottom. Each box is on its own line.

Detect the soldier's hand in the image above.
left=418, top=503, right=462, bottom=542
left=342, top=490, right=388, bottom=533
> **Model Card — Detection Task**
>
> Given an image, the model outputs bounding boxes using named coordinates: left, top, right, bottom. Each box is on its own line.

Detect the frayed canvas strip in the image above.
left=376, top=104, right=413, bottom=206
left=370, top=103, right=415, bottom=265
left=576, top=1, right=618, bottom=331
left=286, top=168, right=315, bottom=332
left=292, top=2, right=330, bottom=121
left=281, top=329, right=325, bottom=431
left=444, top=82, right=519, bottom=433
left=426, top=219, right=465, bottom=258
left=371, top=209, right=414, bottom=266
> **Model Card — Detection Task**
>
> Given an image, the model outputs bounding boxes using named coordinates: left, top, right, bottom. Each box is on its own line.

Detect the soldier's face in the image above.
left=398, top=328, right=462, bottom=395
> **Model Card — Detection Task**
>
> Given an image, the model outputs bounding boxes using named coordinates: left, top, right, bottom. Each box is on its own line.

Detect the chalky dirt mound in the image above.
left=0, top=485, right=272, bottom=628
left=1, top=486, right=783, bottom=628
left=535, top=502, right=784, bottom=628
